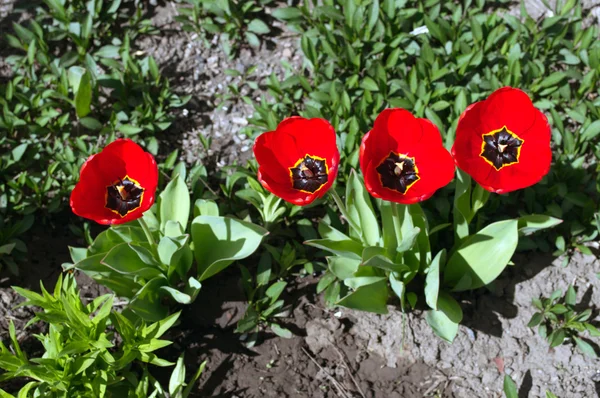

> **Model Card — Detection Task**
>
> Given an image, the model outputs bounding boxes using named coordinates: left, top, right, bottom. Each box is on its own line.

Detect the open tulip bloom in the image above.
left=70, top=138, right=158, bottom=225
left=360, top=108, right=455, bottom=204
left=253, top=116, right=340, bottom=206
left=452, top=87, right=552, bottom=194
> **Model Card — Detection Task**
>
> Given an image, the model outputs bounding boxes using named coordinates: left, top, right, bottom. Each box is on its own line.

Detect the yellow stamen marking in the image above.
left=301, top=165, right=314, bottom=178
left=116, top=185, right=129, bottom=200
left=394, top=161, right=405, bottom=175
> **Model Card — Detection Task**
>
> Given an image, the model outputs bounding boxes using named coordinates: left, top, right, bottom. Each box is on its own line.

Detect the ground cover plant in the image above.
left=1, top=0, right=599, bottom=396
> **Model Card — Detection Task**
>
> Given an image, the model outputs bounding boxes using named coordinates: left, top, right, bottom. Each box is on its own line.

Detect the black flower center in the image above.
left=106, top=176, right=144, bottom=217
left=376, top=152, right=420, bottom=194
left=480, top=126, right=524, bottom=171
left=289, top=155, right=328, bottom=193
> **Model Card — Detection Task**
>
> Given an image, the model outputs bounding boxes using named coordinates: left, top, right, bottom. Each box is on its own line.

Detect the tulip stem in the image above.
left=329, top=188, right=361, bottom=235
left=138, top=217, right=156, bottom=246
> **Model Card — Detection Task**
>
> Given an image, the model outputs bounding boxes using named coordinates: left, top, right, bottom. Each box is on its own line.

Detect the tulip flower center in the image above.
left=106, top=176, right=144, bottom=217
left=480, top=126, right=524, bottom=170
left=289, top=155, right=328, bottom=193
left=376, top=152, right=420, bottom=194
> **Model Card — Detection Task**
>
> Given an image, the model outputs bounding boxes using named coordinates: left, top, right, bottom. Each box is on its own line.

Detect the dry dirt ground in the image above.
left=1, top=1, right=600, bottom=397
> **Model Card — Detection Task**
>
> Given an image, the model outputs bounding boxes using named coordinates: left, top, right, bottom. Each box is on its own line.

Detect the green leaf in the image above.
left=527, top=312, right=543, bottom=327
left=360, top=77, right=379, bottom=91
left=272, top=7, right=303, bottom=20
left=248, top=19, right=270, bottom=34
left=118, top=124, right=144, bottom=136
left=580, top=120, right=600, bottom=142
left=425, top=250, right=445, bottom=310
left=194, top=199, right=219, bottom=217
left=169, top=355, right=186, bottom=396
left=304, top=238, right=363, bottom=259
left=367, top=0, right=379, bottom=32
left=75, top=70, right=92, bottom=118
left=574, top=337, right=597, bottom=358
left=345, top=170, right=380, bottom=246
left=245, top=32, right=260, bottom=47
left=129, top=276, right=169, bottom=321
left=444, top=220, right=519, bottom=291
left=565, top=285, right=576, bottom=306
left=192, top=216, right=267, bottom=281
left=160, top=286, right=192, bottom=304
left=337, top=280, right=388, bottom=314
left=327, top=256, right=360, bottom=280
left=503, top=374, right=518, bottom=398
left=425, top=292, right=462, bottom=343
left=362, top=253, right=408, bottom=274
left=271, top=324, right=293, bottom=338
left=549, top=329, right=566, bottom=348
left=266, top=281, right=287, bottom=300
left=539, top=71, right=566, bottom=88
left=317, top=272, right=337, bottom=294
left=453, top=170, right=472, bottom=241
left=80, top=117, right=102, bottom=130
left=101, top=243, right=162, bottom=279
left=160, top=176, right=190, bottom=232
left=518, top=215, right=562, bottom=236
left=11, top=144, right=27, bottom=162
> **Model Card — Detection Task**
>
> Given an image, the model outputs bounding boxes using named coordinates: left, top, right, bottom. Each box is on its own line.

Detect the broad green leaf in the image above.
left=160, top=176, right=190, bottom=232
left=345, top=170, right=380, bottom=246
left=327, top=256, right=360, bottom=280
left=362, top=254, right=408, bottom=274
left=305, top=238, right=363, bottom=259
left=194, top=199, right=219, bottom=217
left=444, top=220, right=519, bottom=291
left=192, top=216, right=267, bottom=281
left=101, top=243, right=162, bottom=279
left=337, top=280, right=388, bottom=314
left=425, top=292, right=462, bottom=342
left=425, top=250, right=445, bottom=310
left=518, top=215, right=562, bottom=236
left=129, top=276, right=169, bottom=321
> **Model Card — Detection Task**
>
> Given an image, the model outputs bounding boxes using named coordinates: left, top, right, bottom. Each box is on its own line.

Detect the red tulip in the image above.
left=70, top=139, right=158, bottom=225
left=253, top=117, right=340, bottom=206
left=360, top=109, right=455, bottom=204
left=451, top=87, right=551, bottom=194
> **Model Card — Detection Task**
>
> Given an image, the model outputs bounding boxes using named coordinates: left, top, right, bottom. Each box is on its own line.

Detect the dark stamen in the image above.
left=480, top=126, right=523, bottom=170
left=290, top=155, right=328, bottom=193
left=106, top=176, right=144, bottom=216
left=376, top=152, right=420, bottom=194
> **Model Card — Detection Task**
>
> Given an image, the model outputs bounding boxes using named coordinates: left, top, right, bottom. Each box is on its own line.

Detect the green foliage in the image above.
left=65, top=178, right=266, bottom=321
left=307, top=175, right=559, bottom=342
left=244, top=0, right=600, bottom=252
left=175, top=0, right=275, bottom=57
left=528, top=285, right=600, bottom=358
left=0, top=274, right=188, bottom=396
left=0, top=1, right=188, bottom=224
